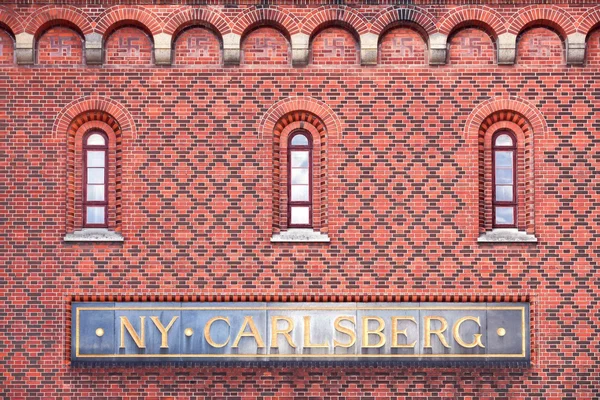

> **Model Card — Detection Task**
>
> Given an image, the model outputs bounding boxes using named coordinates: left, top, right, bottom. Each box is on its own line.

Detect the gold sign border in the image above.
left=75, top=305, right=527, bottom=359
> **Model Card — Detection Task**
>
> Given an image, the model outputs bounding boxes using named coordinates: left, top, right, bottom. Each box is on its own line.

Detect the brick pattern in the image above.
left=174, top=27, right=221, bottom=65
left=516, top=27, right=564, bottom=66
left=311, top=27, right=359, bottom=66
left=447, top=27, right=495, bottom=65
left=586, top=29, right=600, bottom=65
left=104, top=27, right=153, bottom=65
left=241, top=27, right=290, bottom=66
left=0, top=29, right=13, bottom=64
left=379, top=27, right=427, bottom=65
left=1, top=2, right=600, bottom=399
left=37, top=26, right=83, bottom=65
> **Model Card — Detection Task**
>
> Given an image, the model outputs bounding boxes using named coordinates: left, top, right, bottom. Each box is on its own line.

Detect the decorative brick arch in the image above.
left=466, top=97, right=547, bottom=235
left=262, top=97, right=341, bottom=235
left=301, top=6, right=369, bottom=38
left=95, top=6, right=162, bottom=39
left=163, top=6, right=232, bottom=39
left=260, top=97, right=341, bottom=142
left=370, top=6, right=437, bottom=37
left=438, top=5, right=507, bottom=38
left=0, top=6, right=24, bottom=35
left=55, top=96, right=135, bottom=233
left=232, top=6, right=300, bottom=38
left=507, top=5, right=576, bottom=38
left=25, top=5, right=93, bottom=38
left=577, top=6, right=600, bottom=37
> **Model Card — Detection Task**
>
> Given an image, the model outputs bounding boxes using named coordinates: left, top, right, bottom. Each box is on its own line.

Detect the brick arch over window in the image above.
left=577, top=6, right=600, bottom=37
left=95, top=6, right=162, bottom=39
left=25, top=5, right=93, bottom=37
left=55, top=97, right=136, bottom=233
left=0, top=6, right=24, bottom=35
left=438, top=5, right=507, bottom=38
left=163, top=7, right=232, bottom=38
left=466, top=97, right=547, bottom=235
left=261, top=97, right=341, bottom=235
left=507, top=5, right=576, bottom=38
left=370, top=6, right=437, bottom=37
left=301, top=6, right=369, bottom=37
left=232, top=6, right=300, bottom=37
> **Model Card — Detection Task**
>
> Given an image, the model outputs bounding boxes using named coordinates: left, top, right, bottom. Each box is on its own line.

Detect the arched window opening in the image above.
left=288, top=131, right=312, bottom=227
left=83, top=131, right=108, bottom=227
left=493, top=131, right=517, bottom=228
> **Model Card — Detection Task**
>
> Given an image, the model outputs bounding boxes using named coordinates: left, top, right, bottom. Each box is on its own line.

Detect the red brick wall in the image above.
left=104, top=27, right=153, bottom=65
left=448, top=27, right=495, bottom=65
left=0, top=29, right=14, bottom=64
left=174, top=27, right=221, bottom=65
left=311, top=27, right=359, bottom=65
left=37, top=26, right=84, bottom=65
left=242, top=27, right=290, bottom=66
left=1, top=2, right=600, bottom=399
left=379, top=27, right=427, bottom=65
left=516, top=27, right=564, bottom=65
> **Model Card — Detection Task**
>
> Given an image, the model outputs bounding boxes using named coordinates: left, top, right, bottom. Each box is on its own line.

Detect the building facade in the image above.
left=1, top=0, right=599, bottom=397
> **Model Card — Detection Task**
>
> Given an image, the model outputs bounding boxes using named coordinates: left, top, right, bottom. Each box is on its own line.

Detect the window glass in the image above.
left=86, top=206, right=105, bottom=224
left=291, top=134, right=309, bottom=146
left=495, top=134, right=513, bottom=146
left=87, top=133, right=106, bottom=146
left=290, top=206, right=310, bottom=225
left=495, top=207, right=514, bottom=225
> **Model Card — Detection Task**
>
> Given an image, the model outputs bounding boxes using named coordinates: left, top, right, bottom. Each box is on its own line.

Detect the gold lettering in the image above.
left=362, top=316, right=386, bottom=348
left=150, top=316, right=179, bottom=349
left=424, top=316, right=450, bottom=349
left=204, top=316, right=231, bottom=348
left=333, top=316, right=356, bottom=348
left=303, top=316, right=328, bottom=348
left=452, top=316, right=485, bottom=349
left=270, top=316, right=296, bottom=348
left=120, top=316, right=146, bottom=349
left=391, top=316, right=417, bottom=348
left=232, top=316, right=265, bottom=348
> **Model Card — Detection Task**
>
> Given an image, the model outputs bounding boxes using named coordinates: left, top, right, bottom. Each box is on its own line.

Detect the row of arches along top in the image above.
left=2, top=5, right=600, bottom=65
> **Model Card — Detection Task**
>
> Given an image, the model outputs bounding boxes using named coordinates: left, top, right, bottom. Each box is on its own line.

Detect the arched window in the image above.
left=83, top=131, right=108, bottom=227
left=492, top=131, right=517, bottom=228
left=288, top=131, right=312, bottom=227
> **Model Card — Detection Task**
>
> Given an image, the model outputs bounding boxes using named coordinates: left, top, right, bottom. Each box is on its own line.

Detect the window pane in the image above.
left=87, top=184, right=105, bottom=201
left=495, top=134, right=513, bottom=146
left=87, top=168, right=105, bottom=184
left=291, top=134, right=309, bottom=146
left=291, top=168, right=309, bottom=185
left=495, top=207, right=514, bottom=225
left=495, top=185, right=513, bottom=201
left=291, top=185, right=309, bottom=201
left=495, top=168, right=513, bottom=184
left=87, top=133, right=106, bottom=146
left=291, top=151, right=309, bottom=168
left=290, top=206, right=310, bottom=225
left=495, top=151, right=513, bottom=167
left=87, top=151, right=105, bottom=167
left=87, top=206, right=105, bottom=224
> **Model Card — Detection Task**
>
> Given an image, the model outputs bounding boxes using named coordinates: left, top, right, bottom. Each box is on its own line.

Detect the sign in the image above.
left=72, top=302, right=529, bottom=365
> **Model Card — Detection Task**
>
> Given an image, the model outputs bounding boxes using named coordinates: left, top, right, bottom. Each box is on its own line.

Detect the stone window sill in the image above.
left=63, top=228, right=124, bottom=242
left=270, top=229, right=330, bottom=243
left=477, top=228, right=537, bottom=243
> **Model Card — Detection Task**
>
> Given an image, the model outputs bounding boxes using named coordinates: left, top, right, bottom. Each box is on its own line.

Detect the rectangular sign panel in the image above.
left=72, top=302, right=529, bottom=365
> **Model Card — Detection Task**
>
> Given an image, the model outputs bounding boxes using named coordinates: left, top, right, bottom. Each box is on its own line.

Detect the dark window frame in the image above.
left=287, top=130, right=313, bottom=228
left=83, top=131, right=109, bottom=228
left=492, top=130, right=517, bottom=228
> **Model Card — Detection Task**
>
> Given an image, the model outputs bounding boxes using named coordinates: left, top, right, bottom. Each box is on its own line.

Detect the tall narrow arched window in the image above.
left=288, top=131, right=312, bottom=227
left=83, top=131, right=108, bottom=227
left=493, top=131, right=517, bottom=228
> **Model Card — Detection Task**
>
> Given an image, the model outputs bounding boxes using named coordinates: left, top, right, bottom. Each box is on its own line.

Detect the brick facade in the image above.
left=1, top=0, right=600, bottom=398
